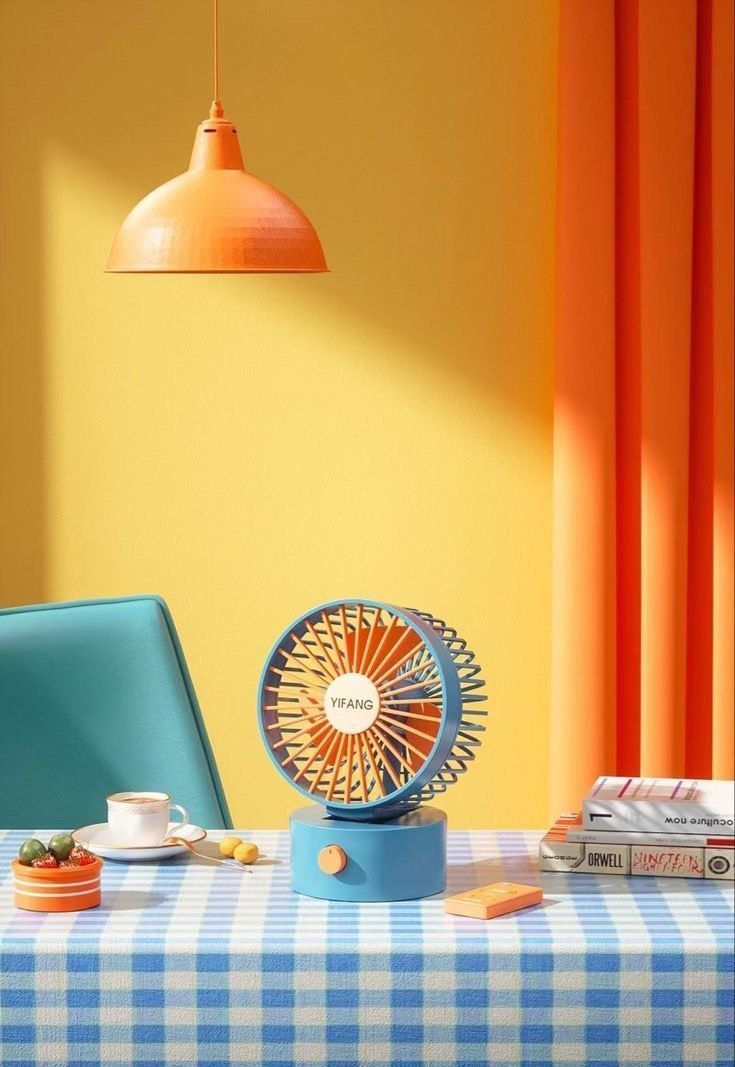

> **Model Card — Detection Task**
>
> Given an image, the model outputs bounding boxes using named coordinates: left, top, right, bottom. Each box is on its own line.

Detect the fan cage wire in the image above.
left=258, top=600, right=486, bottom=819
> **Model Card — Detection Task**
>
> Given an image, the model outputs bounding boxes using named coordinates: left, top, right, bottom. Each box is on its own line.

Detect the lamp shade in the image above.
left=106, top=104, right=327, bottom=273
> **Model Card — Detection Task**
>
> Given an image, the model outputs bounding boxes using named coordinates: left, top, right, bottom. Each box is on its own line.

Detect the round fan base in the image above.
left=290, top=805, right=447, bottom=902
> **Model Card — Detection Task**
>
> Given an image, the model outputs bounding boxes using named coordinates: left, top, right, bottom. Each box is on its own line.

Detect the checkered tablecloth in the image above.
left=1, top=829, right=733, bottom=1065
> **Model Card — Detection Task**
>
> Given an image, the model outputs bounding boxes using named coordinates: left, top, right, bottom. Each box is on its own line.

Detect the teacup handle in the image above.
left=169, top=803, right=189, bottom=836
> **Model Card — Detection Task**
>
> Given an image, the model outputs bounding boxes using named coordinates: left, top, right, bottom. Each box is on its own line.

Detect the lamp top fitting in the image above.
left=189, top=99, right=245, bottom=171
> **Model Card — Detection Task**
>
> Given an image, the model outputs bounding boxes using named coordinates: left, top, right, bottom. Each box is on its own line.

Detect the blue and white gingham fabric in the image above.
left=1, top=829, right=733, bottom=1065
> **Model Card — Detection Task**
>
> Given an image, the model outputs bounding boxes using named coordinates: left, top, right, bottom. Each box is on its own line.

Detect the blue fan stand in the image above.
left=290, top=805, right=446, bottom=902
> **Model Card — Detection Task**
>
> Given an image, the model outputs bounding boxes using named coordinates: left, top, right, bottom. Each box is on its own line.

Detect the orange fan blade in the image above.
left=344, top=624, right=422, bottom=678
left=401, top=701, right=441, bottom=771
left=296, top=691, right=337, bottom=769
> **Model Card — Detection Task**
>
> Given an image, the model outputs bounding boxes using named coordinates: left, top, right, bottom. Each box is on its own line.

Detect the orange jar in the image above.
left=12, top=857, right=103, bottom=912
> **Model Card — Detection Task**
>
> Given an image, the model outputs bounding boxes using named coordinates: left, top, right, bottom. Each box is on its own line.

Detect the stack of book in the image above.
left=540, top=777, right=735, bottom=880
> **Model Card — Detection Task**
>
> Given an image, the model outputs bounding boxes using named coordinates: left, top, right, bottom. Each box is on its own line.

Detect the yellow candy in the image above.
left=233, top=842, right=259, bottom=865
left=219, top=836, right=242, bottom=857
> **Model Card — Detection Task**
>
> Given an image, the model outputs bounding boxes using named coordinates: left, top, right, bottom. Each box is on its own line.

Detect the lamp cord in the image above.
left=213, top=0, right=220, bottom=103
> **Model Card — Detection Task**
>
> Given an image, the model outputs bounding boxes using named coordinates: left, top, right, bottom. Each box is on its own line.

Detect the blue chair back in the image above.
left=0, top=596, right=231, bottom=830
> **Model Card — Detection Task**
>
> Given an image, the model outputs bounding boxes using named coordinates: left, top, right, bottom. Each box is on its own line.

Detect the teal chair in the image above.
left=0, top=596, right=231, bottom=830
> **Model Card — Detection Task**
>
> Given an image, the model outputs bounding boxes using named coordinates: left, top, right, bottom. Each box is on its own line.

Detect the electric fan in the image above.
left=258, top=599, right=486, bottom=901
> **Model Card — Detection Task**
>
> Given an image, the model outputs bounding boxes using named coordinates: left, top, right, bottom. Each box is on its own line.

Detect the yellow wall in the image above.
left=0, top=1, right=557, bottom=828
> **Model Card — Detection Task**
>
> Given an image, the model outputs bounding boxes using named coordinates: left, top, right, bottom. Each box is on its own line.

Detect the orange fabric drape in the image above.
left=550, top=0, right=734, bottom=817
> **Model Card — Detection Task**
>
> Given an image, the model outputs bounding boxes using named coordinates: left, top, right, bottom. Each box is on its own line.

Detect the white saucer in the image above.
left=72, top=822, right=206, bottom=862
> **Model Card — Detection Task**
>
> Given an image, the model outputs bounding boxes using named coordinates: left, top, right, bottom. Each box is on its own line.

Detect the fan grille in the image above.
left=259, top=600, right=486, bottom=817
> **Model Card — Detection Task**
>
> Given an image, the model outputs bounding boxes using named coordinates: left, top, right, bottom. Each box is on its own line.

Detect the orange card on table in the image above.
left=444, top=882, right=543, bottom=920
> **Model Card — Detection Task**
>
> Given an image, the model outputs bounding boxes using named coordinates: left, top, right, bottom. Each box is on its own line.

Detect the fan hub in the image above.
left=324, top=673, right=380, bottom=734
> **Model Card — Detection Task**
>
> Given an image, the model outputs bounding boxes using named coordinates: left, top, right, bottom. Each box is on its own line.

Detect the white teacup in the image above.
left=107, top=791, right=188, bottom=846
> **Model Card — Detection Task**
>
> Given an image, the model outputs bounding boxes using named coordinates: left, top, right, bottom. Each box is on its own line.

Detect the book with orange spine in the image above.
left=540, top=814, right=734, bottom=880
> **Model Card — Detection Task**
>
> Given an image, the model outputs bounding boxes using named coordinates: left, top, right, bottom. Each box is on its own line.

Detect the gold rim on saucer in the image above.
left=71, top=825, right=207, bottom=851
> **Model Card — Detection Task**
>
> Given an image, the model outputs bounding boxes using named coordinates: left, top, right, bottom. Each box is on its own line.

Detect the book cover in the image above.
left=540, top=824, right=734, bottom=880
left=556, top=810, right=735, bottom=849
left=582, top=777, right=735, bottom=834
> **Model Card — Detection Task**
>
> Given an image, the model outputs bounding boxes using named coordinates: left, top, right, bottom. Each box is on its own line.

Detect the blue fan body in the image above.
left=290, top=805, right=446, bottom=902
left=258, top=599, right=486, bottom=901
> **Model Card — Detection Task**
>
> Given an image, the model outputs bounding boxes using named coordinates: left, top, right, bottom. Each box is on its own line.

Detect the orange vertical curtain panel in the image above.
left=550, top=0, right=617, bottom=817
left=710, top=0, right=735, bottom=778
left=550, top=0, right=734, bottom=817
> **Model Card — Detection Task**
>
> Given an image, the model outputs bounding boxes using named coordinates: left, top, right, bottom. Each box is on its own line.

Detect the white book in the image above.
left=568, top=826, right=734, bottom=847
left=553, top=812, right=735, bottom=848
left=582, top=777, right=735, bottom=835
left=554, top=812, right=735, bottom=848
left=539, top=830, right=735, bottom=881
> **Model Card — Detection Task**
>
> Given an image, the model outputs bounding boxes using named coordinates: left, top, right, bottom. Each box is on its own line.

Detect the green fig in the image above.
left=18, top=838, right=48, bottom=866
left=48, top=833, right=75, bottom=861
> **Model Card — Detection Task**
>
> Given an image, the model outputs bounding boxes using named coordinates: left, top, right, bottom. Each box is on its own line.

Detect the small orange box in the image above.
left=12, top=857, right=103, bottom=912
left=444, top=881, right=543, bottom=920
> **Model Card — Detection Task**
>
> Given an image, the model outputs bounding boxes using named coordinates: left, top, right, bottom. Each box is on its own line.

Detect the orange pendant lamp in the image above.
left=106, top=1, right=327, bottom=274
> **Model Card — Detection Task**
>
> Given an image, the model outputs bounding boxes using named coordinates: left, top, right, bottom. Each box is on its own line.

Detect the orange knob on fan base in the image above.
left=106, top=100, right=327, bottom=274
left=318, top=845, right=348, bottom=875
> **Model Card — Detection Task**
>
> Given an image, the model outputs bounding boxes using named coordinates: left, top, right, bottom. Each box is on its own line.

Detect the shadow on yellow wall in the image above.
left=0, top=0, right=557, bottom=828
